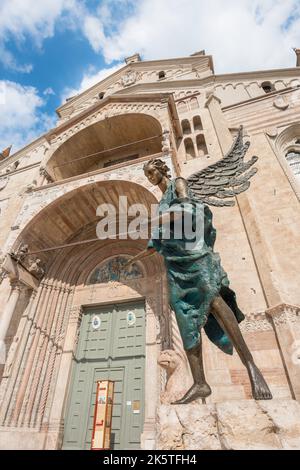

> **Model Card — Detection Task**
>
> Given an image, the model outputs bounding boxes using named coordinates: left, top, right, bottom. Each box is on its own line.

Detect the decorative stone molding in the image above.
left=69, top=305, right=83, bottom=326
left=266, top=303, right=300, bottom=326
left=265, top=127, right=278, bottom=138
left=240, top=311, right=273, bottom=332
left=273, top=95, right=289, bottom=110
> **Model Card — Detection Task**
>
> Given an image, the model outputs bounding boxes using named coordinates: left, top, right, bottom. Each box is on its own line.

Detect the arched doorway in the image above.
left=62, top=255, right=147, bottom=450
left=1, top=179, right=170, bottom=450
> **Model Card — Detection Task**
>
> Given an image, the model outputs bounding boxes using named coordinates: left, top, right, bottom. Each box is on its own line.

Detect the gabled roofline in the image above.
left=215, top=67, right=300, bottom=83
left=106, top=66, right=300, bottom=97
left=56, top=54, right=214, bottom=115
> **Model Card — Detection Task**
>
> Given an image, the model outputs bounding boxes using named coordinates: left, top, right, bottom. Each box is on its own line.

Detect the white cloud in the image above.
left=80, top=0, right=300, bottom=73
left=43, top=87, right=55, bottom=96
left=0, top=0, right=77, bottom=72
left=2, top=0, right=300, bottom=75
left=82, top=15, right=106, bottom=53
left=1, top=0, right=300, bottom=154
left=0, top=81, right=56, bottom=151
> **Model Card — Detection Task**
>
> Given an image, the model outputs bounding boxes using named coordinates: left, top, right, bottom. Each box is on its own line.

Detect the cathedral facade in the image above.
left=0, top=50, right=300, bottom=450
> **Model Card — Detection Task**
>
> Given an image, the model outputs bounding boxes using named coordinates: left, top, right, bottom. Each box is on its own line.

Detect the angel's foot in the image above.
left=171, top=382, right=212, bottom=405
left=247, top=362, right=272, bottom=400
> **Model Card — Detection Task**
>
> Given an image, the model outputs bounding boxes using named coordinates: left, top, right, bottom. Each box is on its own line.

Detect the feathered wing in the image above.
left=186, top=126, right=258, bottom=207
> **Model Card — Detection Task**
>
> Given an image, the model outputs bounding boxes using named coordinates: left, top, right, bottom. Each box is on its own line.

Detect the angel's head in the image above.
left=143, top=158, right=171, bottom=186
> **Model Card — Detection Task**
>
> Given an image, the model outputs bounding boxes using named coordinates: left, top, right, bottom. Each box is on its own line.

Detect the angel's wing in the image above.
left=186, top=126, right=258, bottom=207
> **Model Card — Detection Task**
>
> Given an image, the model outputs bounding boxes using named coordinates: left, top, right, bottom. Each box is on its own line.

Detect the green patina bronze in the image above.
left=148, top=178, right=244, bottom=354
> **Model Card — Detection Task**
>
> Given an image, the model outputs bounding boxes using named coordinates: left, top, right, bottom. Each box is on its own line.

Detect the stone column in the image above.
left=294, top=48, right=300, bottom=67
left=266, top=304, right=300, bottom=400
left=0, top=288, right=37, bottom=425
left=44, top=304, right=82, bottom=450
left=141, top=298, right=159, bottom=451
left=0, top=280, right=23, bottom=365
left=205, top=94, right=233, bottom=153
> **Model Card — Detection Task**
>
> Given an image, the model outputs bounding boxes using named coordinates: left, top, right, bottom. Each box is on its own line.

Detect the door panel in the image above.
left=62, top=300, right=145, bottom=450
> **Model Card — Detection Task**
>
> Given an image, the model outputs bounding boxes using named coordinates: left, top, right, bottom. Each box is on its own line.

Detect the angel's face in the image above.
left=144, top=164, right=163, bottom=186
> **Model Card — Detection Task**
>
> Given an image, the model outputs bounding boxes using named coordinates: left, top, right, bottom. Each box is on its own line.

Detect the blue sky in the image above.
left=0, top=0, right=300, bottom=153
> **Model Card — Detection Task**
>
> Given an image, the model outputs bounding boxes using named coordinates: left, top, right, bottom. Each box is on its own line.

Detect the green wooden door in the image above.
left=62, top=300, right=145, bottom=450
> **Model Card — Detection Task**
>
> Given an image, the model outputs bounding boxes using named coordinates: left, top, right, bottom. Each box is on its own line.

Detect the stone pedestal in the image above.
left=157, top=399, right=300, bottom=450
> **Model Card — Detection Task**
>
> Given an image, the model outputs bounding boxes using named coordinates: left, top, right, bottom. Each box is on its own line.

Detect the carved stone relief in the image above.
left=121, top=70, right=140, bottom=87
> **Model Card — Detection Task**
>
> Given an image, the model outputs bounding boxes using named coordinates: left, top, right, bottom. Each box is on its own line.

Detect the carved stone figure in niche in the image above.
left=88, top=256, right=143, bottom=284
left=162, top=129, right=171, bottom=154
left=12, top=243, right=29, bottom=262
left=126, top=127, right=272, bottom=403
left=39, top=166, right=54, bottom=184
left=28, top=258, right=45, bottom=279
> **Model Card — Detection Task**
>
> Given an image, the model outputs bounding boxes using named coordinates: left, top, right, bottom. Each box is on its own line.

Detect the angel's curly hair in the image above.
left=143, top=158, right=171, bottom=178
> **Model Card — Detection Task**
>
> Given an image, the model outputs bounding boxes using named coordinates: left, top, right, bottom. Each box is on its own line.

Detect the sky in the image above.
left=0, top=0, right=300, bottom=153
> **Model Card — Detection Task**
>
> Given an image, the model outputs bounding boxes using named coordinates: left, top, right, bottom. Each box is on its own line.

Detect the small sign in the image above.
left=91, top=380, right=114, bottom=450
left=132, top=400, right=140, bottom=414
left=92, top=315, right=101, bottom=330
left=127, top=311, right=136, bottom=326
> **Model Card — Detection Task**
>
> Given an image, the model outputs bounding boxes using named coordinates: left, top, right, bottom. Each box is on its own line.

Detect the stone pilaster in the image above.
left=0, top=280, right=24, bottom=366
left=141, top=298, right=159, bottom=451
left=266, top=303, right=300, bottom=400
left=0, top=289, right=37, bottom=425
left=205, top=93, right=232, bottom=153
left=43, top=304, right=82, bottom=450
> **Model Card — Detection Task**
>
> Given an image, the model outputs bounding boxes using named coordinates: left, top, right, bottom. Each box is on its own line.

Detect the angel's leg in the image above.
left=172, top=332, right=211, bottom=405
left=211, top=296, right=272, bottom=400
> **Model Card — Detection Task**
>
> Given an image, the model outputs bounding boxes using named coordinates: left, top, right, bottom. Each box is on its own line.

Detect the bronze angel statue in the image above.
left=126, top=126, right=272, bottom=403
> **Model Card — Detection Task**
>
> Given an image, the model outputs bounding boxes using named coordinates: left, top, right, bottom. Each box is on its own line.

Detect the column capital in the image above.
left=266, top=303, right=300, bottom=326
left=9, top=279, right=26, bottom=292
left=205, top=92, right=222, bottom=108
left=293, top=48, right=300, bottom=67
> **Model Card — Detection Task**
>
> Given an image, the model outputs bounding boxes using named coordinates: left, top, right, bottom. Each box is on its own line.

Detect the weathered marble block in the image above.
left=157, top=399, right=300, bottom=450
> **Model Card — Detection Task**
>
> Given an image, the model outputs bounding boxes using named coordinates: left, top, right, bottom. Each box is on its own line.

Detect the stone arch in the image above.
left=1, top=178, right=170, bottom=449
left=45, top=113, right=163, bottom=181
left=11, top=179, right=160, bottom=269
